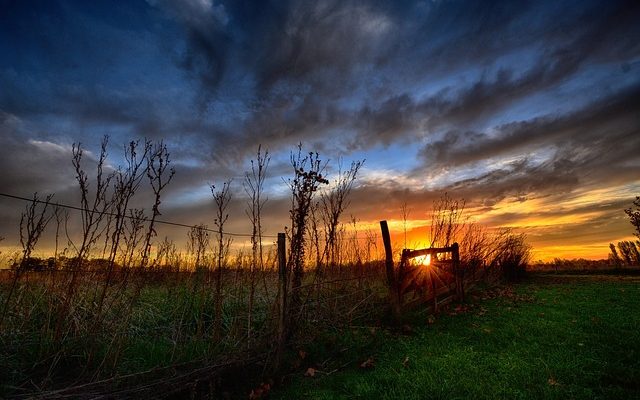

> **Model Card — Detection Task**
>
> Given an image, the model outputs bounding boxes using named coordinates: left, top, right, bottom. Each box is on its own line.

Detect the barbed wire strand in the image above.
left=0, top=192, right=278, bottom=239
left=0, top=192, right=387, bottom=241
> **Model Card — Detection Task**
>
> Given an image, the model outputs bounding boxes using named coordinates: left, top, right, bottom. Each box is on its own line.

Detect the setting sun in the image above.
left=414, top=254, right=431, bottom=266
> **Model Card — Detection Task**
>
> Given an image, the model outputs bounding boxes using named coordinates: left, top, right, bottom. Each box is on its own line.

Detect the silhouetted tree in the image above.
left=625, top=196, right=640, bottom=239
left=609, top=243, right=623, bottom=267
left=616, top=240, right=640, bottom=266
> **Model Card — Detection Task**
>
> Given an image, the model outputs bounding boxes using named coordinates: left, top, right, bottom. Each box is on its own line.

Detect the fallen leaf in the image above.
left=248, top=382, right=272, bottom=399
left=427, top=316, right=436, bottom=324
left=402, top=356, right=410, bottom=368
left=548, top=377, right=560, bottom=386
left=298, top=350, right=307, bottom=360
left=360, top=357, right=375, bottom=369
left=304, top=367, right=316, bottom=377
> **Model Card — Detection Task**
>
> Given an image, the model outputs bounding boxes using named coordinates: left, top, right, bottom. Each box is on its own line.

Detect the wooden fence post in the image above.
left=273, top=233, right=287, bottom=371
left=380, top=220, right=401, bottom=323
left=452, top=242, right=463, bottom=301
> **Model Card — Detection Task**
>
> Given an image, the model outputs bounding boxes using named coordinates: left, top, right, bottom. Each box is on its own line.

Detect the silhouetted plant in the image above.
left=121, top=208, right=146, bottom=268
left=1, top=192, right=54, bottom=326
left=286, top=145, right=328, bottom=325
left=188, top=224, right=210, bottom=269
left=96, top=139, right=150, bottom=318
left=400, top=201, right=410, bottom=249
left=320, top=159, right=363, bottom=271
left=460, top=222, right=491, bottom=277
left=141, top=140, right=175, bottom=268
left=155, top=236, right=178, bottom=270
left=211, top=179, right=232, bottom=339
left=492, top=229, right=531, bottom=281
left=429, top=193, right=466, bottom=248
left=56, top=136, right=115, bottom=341
left=243, top=145, right=270, bottom=341
left=19, top=193, right=55, bottom=268
left=308, top=200, right=323, bottom=272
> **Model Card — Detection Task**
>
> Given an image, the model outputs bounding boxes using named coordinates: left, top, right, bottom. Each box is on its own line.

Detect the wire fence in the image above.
left=0, top=190, right=473, bottom=398
left=0, top=191, right=388, bottom=241
left=0, top=192, right=278, bottom=238
left=0, top=190, right=395, bottom=274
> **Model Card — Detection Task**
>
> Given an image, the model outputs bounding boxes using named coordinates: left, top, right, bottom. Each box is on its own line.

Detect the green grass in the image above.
left=273, top=276, right=640, bottom=399
left=0, top=274, right=280, bottom=395
left=0, top=268, right=384, bottom=397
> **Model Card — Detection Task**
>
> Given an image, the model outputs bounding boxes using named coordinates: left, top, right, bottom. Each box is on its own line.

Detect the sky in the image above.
left=1, top=0, right=639, bottom=262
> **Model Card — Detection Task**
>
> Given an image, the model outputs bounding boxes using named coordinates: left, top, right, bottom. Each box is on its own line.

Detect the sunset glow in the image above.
left=0, top=1, right=638, bottom=262
left=414, top=254, right=432, bottom=266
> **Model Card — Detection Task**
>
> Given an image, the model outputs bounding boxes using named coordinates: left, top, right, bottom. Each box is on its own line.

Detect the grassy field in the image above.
left=273, top=275, right=640, bottom=399
left=0, top=266, right=386, bottom=398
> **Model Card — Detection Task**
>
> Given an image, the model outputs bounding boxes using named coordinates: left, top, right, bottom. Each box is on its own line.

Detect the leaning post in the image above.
left=380, top=220, right=401, bottom=323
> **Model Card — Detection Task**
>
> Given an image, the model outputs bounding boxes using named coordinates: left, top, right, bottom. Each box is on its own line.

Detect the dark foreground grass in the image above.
left=273, top=276, right=640, bottom=400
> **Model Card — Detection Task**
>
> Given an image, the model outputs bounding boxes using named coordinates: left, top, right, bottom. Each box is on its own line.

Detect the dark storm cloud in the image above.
left=149, top=0, right=231, bottom=93
left=419, top=83, right=640, bottom=175
left=3, top=0, right=638, bottom=163
left=151, top=0, right=640, bottom=158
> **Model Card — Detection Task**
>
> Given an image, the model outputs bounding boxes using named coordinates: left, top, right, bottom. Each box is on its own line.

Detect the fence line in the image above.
left=0, top=191, right=384, bottom=242
left=0, top=192, right=278, bottom=239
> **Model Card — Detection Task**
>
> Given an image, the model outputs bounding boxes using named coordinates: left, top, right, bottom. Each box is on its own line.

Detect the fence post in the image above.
left=452, top=242, right=462, bottom=301
left=380, top=220, right=401, bottom=323
left=430, top=269, right=438, bottom=313
left=273, top=233, right=288, bottom=372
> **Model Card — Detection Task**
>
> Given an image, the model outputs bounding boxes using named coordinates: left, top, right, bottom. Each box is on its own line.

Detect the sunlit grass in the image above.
left=273, top=277, right=640, bottom=399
